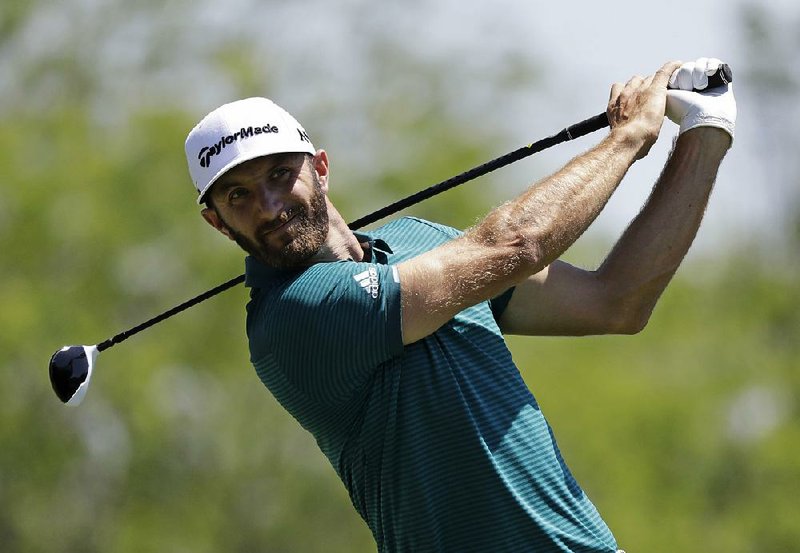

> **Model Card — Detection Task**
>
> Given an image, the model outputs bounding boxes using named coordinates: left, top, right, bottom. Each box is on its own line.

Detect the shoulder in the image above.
left=246, top=260, right=404, bottom=384
left=249, top=261, right=370, bottom=312
left=372, top=217, right=463, bottom=246
left=247, top=260, right=402, bottom=339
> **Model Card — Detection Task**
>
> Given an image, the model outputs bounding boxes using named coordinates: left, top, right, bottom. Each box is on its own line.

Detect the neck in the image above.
left=308, top=200, right=365, bottom=263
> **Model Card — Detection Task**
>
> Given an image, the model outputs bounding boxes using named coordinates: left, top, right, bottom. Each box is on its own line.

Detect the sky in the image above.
left=5, top=0, right=798, bottom=261
left=226, top=0, right=797, bottom=260
left=515, top=0, right=797, bottom=255
left=387, top=0, right=798, bottom=259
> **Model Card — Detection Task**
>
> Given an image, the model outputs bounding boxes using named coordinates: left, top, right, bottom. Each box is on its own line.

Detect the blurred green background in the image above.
left=1, top=1, right=798, bottom=551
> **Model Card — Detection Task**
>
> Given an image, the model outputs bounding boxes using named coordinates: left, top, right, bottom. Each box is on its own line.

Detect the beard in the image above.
left=217, top=173, right=330, bottom=270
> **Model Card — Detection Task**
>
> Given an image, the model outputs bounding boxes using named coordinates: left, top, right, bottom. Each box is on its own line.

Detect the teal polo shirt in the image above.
left=245, top=216, right=618, bottom=553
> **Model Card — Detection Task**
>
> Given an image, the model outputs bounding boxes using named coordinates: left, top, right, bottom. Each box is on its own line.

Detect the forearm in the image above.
left=596, top=127, right=731, bottom=327
left=469, top=130, right=641, bottom=275
left=397, top=62, right=682, bottom=344
left=398, top=131, right=641, bottom=344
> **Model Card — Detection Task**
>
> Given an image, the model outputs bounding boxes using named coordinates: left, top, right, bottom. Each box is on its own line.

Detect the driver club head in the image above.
left=49, top=345, right=99, bottom=406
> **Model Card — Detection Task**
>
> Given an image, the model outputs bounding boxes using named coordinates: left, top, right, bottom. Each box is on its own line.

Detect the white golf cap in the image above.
left=185, top=97, right=316, bottom=204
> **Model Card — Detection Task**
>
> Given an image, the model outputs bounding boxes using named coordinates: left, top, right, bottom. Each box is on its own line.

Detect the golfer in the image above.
left=184, top=58, right=735, bottom=552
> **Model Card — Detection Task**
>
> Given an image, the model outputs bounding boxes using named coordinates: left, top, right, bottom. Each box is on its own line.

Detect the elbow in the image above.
left=609, top=303, right=654, bottom=335
left=594, top=271, right=662, bottom=335
left=501, top=228, right=551, bottom=274
left=471, top=224, right=547, bottom=275
left=615, top=313, right=650, bottom=335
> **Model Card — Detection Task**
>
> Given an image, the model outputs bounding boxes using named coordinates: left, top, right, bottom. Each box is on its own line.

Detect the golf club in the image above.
left=49, top=64, right=733, bottom=405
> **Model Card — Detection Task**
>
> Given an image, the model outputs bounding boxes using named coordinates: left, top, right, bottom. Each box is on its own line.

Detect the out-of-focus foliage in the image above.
left=509, top=263, right=800, bottom=552
left=1, top=1, right=798, bottom=552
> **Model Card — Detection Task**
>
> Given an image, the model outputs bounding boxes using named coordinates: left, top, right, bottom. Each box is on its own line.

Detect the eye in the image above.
left=227, top=187, right=249, bottom=202
left=269, top=166, right=291, bottom=181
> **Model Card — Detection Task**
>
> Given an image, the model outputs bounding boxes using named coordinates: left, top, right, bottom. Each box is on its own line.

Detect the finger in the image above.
left=676, top=61, right=695, bottom=90
left=693, top=57, right=709, bottom=90
left=668, top=68, right=679, bottom=89
left=624, top=75, right=645, bottom=90
left=656, top=60, right=684, bottom=89
left=609, top=82, right=624, bottom=103
left=705, top=57, right=722, bottom=75
left=643, top=73, right=655, bottom=89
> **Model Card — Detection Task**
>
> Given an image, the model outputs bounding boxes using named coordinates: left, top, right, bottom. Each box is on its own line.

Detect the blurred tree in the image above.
left=1, top=1, right=799, bottom=553
left=0, top=2, right=539, bottom=552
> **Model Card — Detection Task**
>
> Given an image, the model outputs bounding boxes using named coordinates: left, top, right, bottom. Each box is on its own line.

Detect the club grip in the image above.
left=669, top=63, right=733, bottom=91
left=709, top=63, right=733, bottom=88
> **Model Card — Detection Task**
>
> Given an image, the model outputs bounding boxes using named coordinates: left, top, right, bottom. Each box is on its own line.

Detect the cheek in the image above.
left=217, top=206, right=257, bottom=238
left=239, top=198, right=267, bottom=220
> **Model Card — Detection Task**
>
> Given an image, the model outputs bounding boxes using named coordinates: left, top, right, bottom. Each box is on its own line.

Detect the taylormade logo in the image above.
left=353, top=268, right=379, bottom=299
left=197, top=125, right=279, bottom=168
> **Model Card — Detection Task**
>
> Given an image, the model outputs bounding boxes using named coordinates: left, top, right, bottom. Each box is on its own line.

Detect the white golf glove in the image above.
left=666, top=57, right=736, bottom=142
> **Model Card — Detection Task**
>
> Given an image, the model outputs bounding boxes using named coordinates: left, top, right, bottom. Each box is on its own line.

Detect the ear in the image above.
left=311, top=149, right=330, bottom=194
left=201, top=207, right=235, bottom=241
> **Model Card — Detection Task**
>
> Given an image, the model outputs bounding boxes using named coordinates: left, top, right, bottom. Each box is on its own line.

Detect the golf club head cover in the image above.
left=666, top=57, right=736, bottom=141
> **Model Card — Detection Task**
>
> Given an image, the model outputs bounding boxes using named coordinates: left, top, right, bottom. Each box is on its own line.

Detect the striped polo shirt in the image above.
left=245, top=216, right=618, bottom=553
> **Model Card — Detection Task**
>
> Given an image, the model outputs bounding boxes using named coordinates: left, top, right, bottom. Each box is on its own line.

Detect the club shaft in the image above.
left=348, top=112, right=609, bottom=229
left=96, top=111, right=611, bottom=351
left=96, top=273, right=247, bottom=352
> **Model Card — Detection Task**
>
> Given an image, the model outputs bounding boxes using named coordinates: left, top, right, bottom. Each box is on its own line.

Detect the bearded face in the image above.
left=207, top=154, right=330, bottom=270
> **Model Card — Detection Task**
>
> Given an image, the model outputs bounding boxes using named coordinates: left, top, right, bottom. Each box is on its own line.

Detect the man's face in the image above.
left=202, top=152, right=330, bottom=269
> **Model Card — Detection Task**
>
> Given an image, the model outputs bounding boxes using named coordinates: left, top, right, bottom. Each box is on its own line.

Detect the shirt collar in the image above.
left=244, top=231, right=394, bottom=288
left=354, top=231, right=393, bottom=264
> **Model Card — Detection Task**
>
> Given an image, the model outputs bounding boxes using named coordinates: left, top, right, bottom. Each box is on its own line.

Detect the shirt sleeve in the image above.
left=248, top=261, right=403, bottom=403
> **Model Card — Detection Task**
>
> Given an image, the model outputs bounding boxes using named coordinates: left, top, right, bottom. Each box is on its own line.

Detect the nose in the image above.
left=253, top=182, right=286, bottom=221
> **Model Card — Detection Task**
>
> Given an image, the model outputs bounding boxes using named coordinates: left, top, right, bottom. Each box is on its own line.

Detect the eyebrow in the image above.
left=212, top=159, right=273, bottom=194
left=211, top=153, right=304, bottom=199
left=212, top=178, right=242, bottom=195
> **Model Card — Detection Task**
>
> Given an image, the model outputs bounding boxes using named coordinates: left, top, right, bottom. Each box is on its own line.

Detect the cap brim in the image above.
left=196, top=148, right=315, bottom=204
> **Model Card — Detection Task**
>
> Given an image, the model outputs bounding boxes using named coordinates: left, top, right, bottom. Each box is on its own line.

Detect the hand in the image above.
left=666, top=57, right=736, bottom=143
left=607, top=61, right=683, bottom=160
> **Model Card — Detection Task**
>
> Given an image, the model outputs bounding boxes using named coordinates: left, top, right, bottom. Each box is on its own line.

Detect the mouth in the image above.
left=262, top=208, right=299, bottom=236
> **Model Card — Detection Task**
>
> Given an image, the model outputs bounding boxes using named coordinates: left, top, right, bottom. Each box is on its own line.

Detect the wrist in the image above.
left=676, top=127, right=732, bottom=156
left=607, top=125, right=652, bottom=161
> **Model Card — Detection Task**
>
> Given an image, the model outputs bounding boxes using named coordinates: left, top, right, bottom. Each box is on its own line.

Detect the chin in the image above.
left=249, top=237, right=326, bottom=270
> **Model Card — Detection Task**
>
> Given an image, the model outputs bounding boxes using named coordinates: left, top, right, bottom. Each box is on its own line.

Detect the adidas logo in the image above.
left=353, top=267, right=379, bottom=299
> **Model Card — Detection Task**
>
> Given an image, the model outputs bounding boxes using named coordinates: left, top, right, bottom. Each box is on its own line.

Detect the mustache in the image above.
left=257, top=206, right=302, bottom=235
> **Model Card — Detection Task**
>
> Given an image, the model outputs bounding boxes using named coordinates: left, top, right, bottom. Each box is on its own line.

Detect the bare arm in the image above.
left=498, top=127, right=731, bottom=336
left=396, top=62, right=683, bottom=345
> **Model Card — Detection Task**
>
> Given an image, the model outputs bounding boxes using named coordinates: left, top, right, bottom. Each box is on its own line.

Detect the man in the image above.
left=184, top=58, right=735, bottom=552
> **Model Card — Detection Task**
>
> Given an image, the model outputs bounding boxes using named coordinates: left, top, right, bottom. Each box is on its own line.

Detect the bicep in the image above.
left=396, top=236, right=531, bottom=344
left=497, top=259, right=626, bottom=336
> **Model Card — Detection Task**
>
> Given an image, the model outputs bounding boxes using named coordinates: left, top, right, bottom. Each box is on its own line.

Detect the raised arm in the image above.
left=498, top=127, right=731, bottom=336
left=498, top=59, right=736, bottom=336
left=396, top=61, right=682, bottom=345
